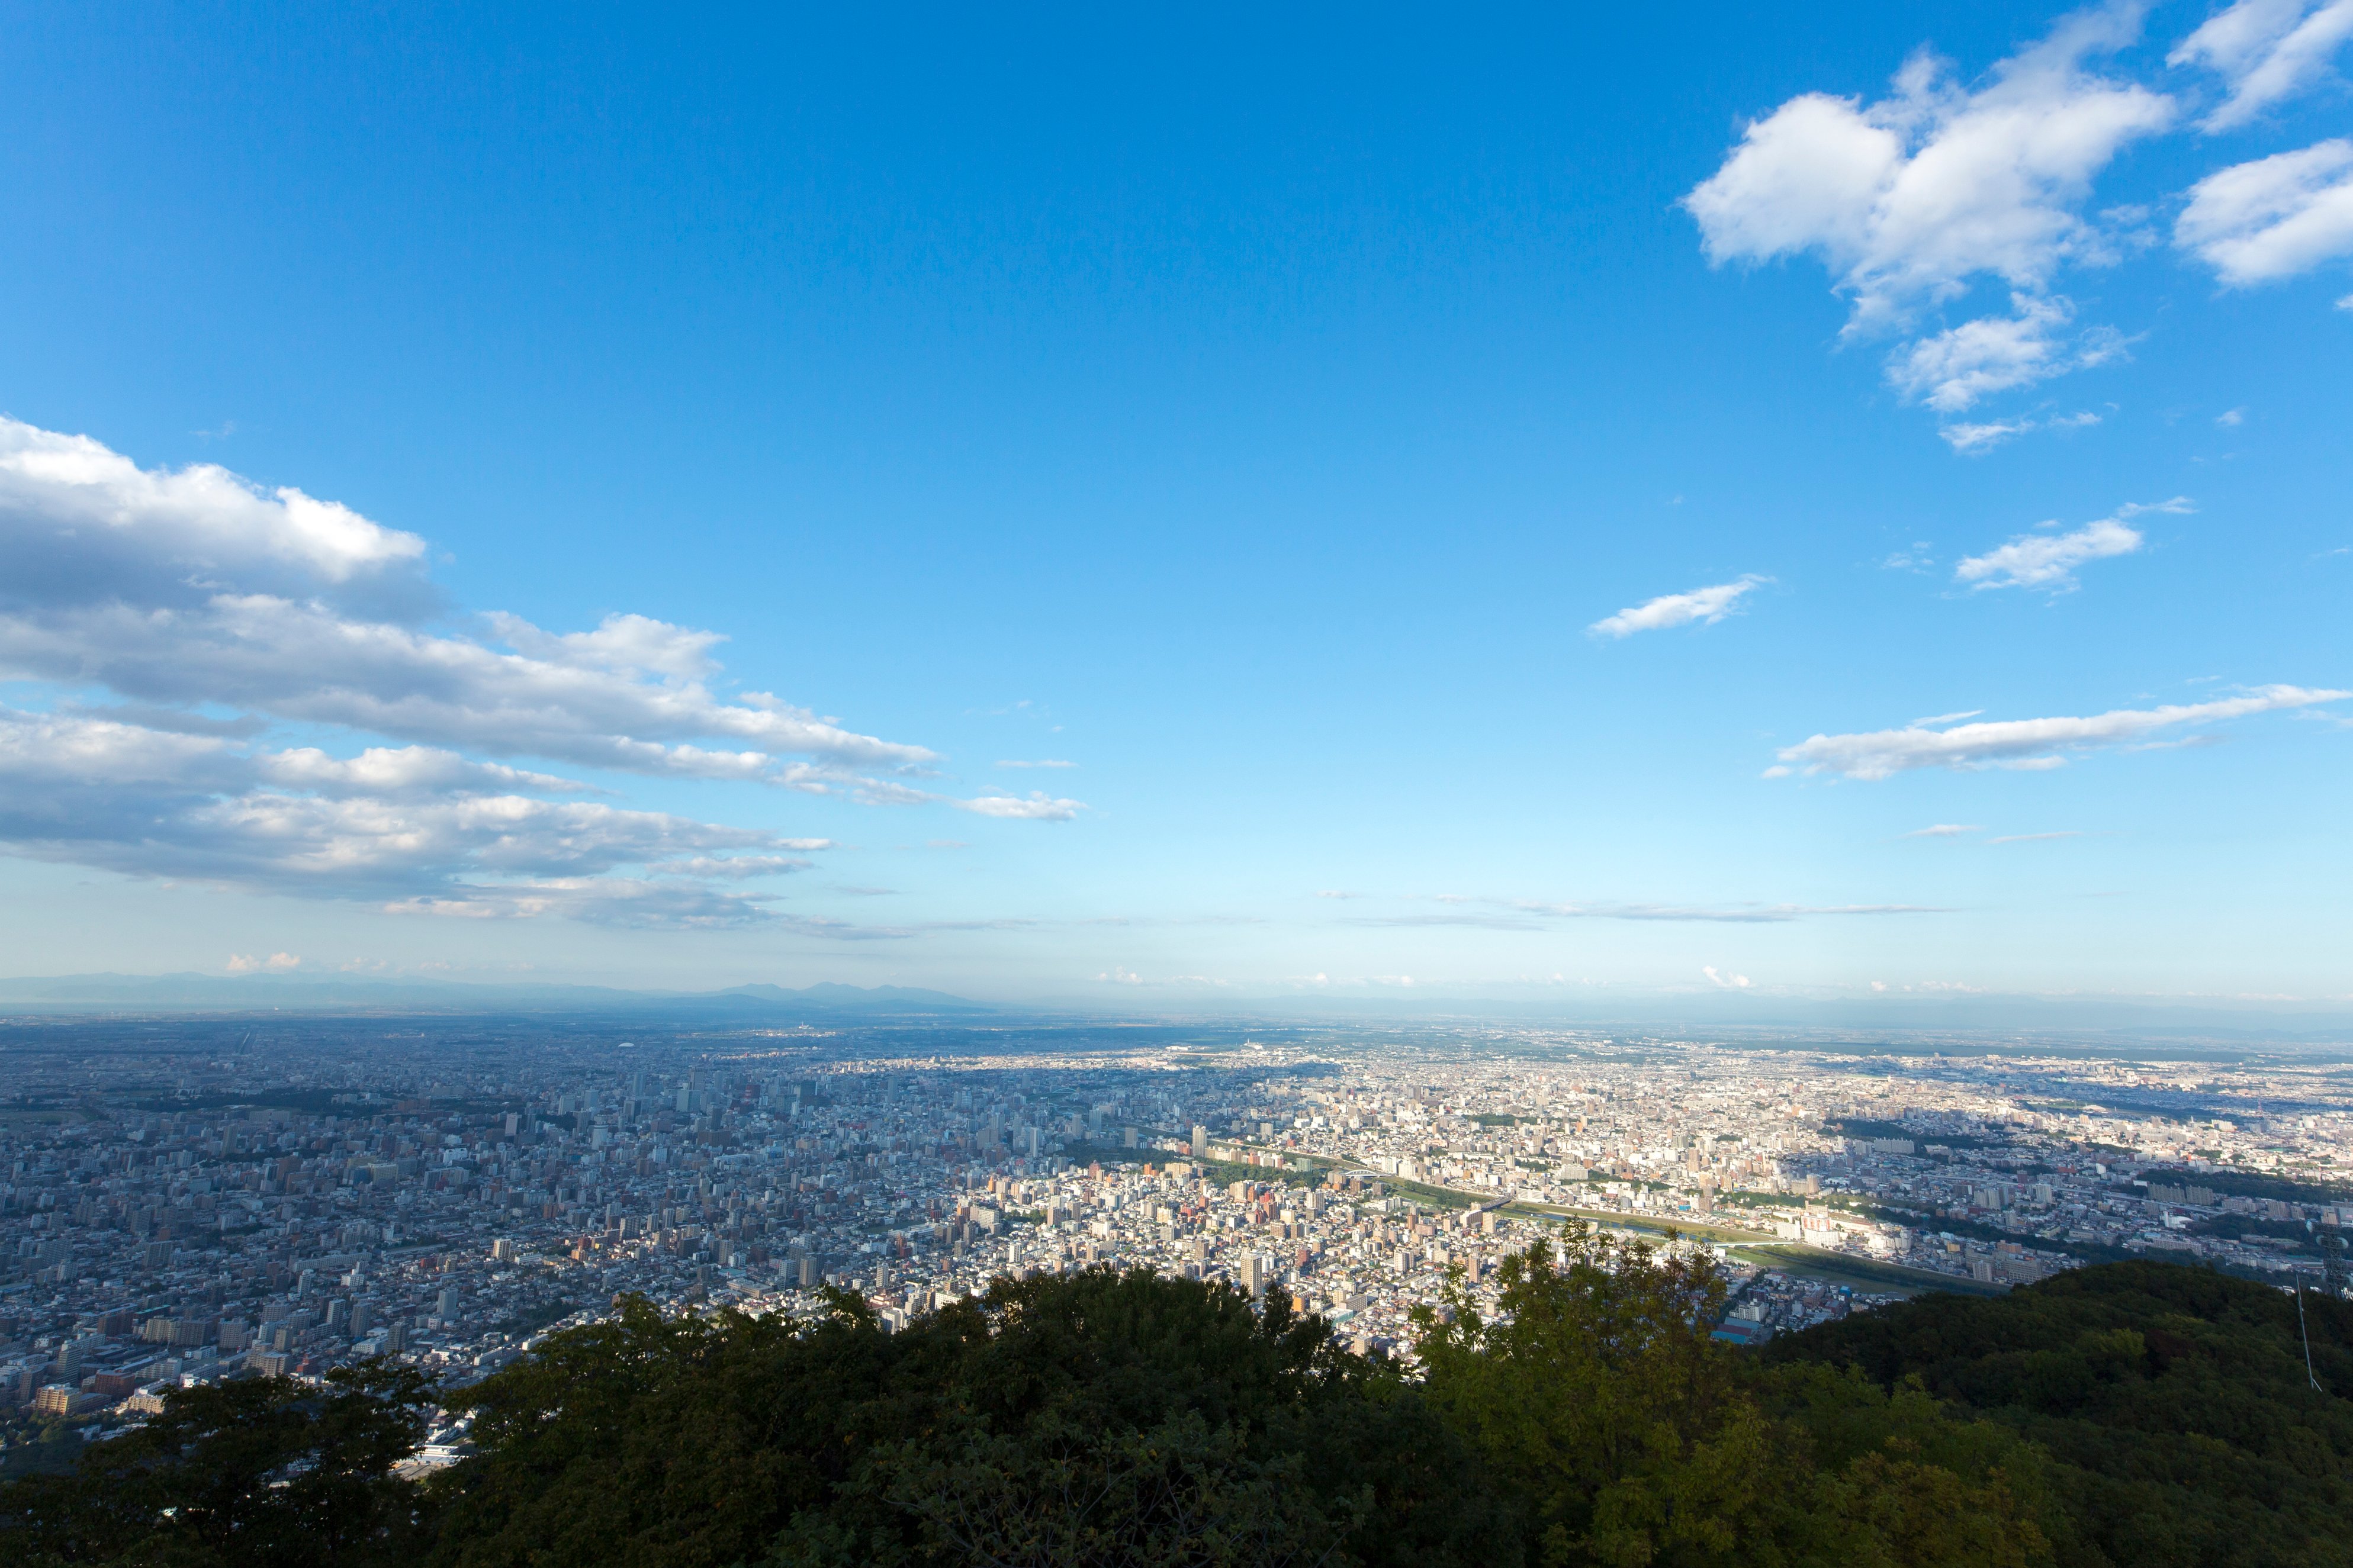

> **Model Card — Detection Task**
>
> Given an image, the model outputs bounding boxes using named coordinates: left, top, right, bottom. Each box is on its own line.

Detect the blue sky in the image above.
left=0, top=2, right=2348, bottom=1009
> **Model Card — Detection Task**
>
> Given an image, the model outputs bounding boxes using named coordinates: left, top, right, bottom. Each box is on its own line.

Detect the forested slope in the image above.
left=4, top=1243, right=2344, bottom=1567
left=1766, top=1260, right=2353, bottom=1568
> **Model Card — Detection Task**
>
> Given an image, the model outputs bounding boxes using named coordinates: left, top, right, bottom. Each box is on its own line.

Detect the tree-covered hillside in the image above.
left=1765, top=1259, right=2353, bottom=1568
left=4, top=1241, right=2347, bottom=1567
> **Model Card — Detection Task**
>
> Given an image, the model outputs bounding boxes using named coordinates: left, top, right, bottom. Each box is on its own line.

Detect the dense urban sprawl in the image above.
left=6, top=1012, right=2351, bottom=1464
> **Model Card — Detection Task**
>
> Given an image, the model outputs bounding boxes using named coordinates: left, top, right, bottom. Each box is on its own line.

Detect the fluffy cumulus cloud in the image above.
left=1953, top=497, right=2190, bottom=590
left=2177, top=139, right=2353, bottom=284
left=1769, top=684, right=2346, bottom=780
left=1685, top=10, right=2172, bottom=419
left=1588, top=576, right=1767, bottom=638
left=0, top=419, right=430, bottom=607
left=2170, top=0, right=2353, bottom=131
left=0, top=417, right=943, bottom=789
left=0, top=417, right=1076, bottom=924
left=1684, top=4, right=2353, bottom=432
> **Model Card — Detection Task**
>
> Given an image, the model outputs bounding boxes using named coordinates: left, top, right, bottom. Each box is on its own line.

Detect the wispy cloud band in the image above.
left=1953, top=498, right=2190, bottom=591
left=1589, top=575, right=1767, bottom=638
left=1770, top=684, right=2346, bottom=780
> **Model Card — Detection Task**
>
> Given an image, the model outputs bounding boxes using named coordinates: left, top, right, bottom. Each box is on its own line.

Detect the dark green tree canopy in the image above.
left=6, top=1256, right=2348, bottom=1568
left=1767, top=1260, right=2353, bottom=1568
left=1415, top=1225, right=2053, bottom=1568
left=430, top=1270, right=1509, bottom=1568
left=1, top=1360, right=438, bottom=1568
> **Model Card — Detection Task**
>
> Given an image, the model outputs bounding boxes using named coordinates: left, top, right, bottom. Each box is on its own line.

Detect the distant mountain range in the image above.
left=0, top=972, right=995, bottom=1016
left=3, top=970, right=2347, bottom=1045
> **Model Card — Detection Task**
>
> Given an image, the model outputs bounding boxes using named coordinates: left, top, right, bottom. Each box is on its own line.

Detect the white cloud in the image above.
left=382, top=881, right=799, bottom=929
left=256, top=745, right=593, bottom=799
left=0, top=416, right=936, bottom=792
left=1093, top=966, right=1231, bottom=988
left=2177, top=139, right=2353, bottom=284
left=0, top=416, right=1081, bottom=925
left=1953, top=497, right=2190, bottom=590
left=1773, top=684, right=2346, bottom=778
left=480, top=610, right=724, bottom=682
left=1939, top=418, right=2038, bottom=453
left=1938, top=408, right=2104, bottom=453
left=1886, top=296, right=2130, bottom=413
left=648, top=854, right=821, bottom=879
left=0, top=594, right=930, bottom=789
left=0, top=417, right=427, bottom=604
left=1905, top=823, right=1985, bottom=836
left=0, top=705, right=807, bottom=925
left=1703, top=965, right=1753, bottom=989
left=1588, top=575, right=1767, bottom=637
left=2217, top=406, right=2247, bottom=424
left=227, top=952, right=301, bottom=973
left=1955, top=517, right=2139, bottom=587
left=2170, top=0, right=2353, bottom=131
left=1683, top=24, right=2175, bottom=324
left=1685, top=11, right=2172, bottom=413
left=947, top=791, right=1085, bottom=820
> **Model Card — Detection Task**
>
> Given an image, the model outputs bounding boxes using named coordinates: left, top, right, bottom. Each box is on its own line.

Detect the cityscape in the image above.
left=9, top=1003, right=2351, bottom=1461
left=5, top=0, right=2353, bottom=1555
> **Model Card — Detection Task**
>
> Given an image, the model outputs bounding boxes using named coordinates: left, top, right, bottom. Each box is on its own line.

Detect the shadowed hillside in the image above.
left=9, top=1244, right=2348, bottom=1566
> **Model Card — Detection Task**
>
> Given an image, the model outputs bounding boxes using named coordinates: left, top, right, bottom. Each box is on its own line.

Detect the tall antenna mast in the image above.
left=2317, top=1225, right=2349, bottom=1302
